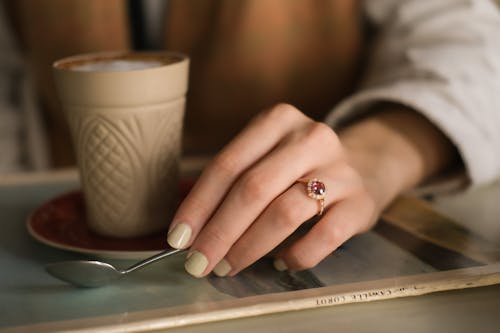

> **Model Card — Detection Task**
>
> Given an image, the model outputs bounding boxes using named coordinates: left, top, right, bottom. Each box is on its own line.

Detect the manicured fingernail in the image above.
left=185, top=251, right=208, bottom=277
left=213, top=259, right=232, bottom=277
left=273, top=259, right=288, bottom=272
left=167, top=223, right=192, bottom=249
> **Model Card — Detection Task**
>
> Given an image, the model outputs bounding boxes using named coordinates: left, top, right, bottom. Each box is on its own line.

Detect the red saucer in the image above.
left=27, top=180, right=195, bottom=259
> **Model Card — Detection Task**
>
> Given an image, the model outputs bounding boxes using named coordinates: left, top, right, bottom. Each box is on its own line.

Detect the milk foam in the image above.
left=72, top=60, right=164, bottom=72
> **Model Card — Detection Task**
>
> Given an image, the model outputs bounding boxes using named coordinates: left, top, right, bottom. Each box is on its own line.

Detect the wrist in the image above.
left=337, top=105, right=458, bottom=211
left=340, top=134, right=407, bottom=213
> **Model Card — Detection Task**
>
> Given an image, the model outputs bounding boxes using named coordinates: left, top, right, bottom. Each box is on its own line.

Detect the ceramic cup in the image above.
left=53, top=51, right=189, bottom=238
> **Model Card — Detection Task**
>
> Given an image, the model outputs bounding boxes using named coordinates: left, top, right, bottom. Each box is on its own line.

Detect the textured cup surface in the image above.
left=53, top=52, right=189, bottom=238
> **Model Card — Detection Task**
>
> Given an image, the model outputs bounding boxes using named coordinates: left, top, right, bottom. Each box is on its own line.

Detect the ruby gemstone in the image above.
left=310, top=180, right=325, bottom=196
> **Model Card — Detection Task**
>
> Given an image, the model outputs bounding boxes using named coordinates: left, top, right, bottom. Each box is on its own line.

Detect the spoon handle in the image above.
left=122, top=248, right=187, bottom=274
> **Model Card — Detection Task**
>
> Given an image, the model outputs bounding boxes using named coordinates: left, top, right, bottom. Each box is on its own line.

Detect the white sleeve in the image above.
left=325, top=0, right=500, bottom=187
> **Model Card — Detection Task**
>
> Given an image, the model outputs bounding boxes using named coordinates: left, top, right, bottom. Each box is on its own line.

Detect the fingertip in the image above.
left=273, top=258, right=288, bottom=272
left=167, top=223, right=192, bottom=249
left=213, top=258, right=232, bottom=277
left=184, top=251, right=209, bottom=278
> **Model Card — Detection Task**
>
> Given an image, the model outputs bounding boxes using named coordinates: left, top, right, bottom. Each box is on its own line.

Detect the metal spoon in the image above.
left=45, top=248, right=186, bottom=288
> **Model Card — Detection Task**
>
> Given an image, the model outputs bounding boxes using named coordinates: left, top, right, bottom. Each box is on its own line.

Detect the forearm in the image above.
left=338, top=105, right=459, bottom=212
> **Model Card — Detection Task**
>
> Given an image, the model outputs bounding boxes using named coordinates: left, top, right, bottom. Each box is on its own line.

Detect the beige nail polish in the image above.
left=185, top=251, right=209, bottom=277
left=213, top=259, right=232, bottom=277
left=273, top=258, right=288, bottom=272
left=167, top=223, right=192, bottom=249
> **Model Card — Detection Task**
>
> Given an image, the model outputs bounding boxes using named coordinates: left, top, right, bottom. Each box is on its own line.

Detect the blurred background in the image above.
left=1, top=0, right=499, bottom=173
left=0, top=0, right=365, bottom=172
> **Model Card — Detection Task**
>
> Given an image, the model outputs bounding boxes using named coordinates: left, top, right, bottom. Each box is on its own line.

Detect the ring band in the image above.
left=296, top=178, right=326, bottom=216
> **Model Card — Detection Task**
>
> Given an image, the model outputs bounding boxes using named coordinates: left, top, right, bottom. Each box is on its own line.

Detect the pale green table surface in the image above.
left=0, top=171, right=499, bottom=332
left=0, top=174, right=232, bottom=330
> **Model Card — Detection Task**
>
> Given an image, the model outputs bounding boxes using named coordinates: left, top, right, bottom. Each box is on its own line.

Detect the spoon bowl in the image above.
left=46, top=248, right=186, bottom=288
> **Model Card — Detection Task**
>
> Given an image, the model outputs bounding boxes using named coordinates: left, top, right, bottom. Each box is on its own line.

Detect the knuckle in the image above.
left=237, top=172, right=268, bottom=202
left=321, top=225, right=347, bottom=249
left=273, top=200, right=304, bottom=230
left=179, top=195, right=211, bottom=220
left=201, top=225, right=232, bottom=248
left=305, top=122, right=339, bottom=148
left=342, top=165, right=363, bottom=188
left=208, top=152, right=239, bottom=179
left=261, top=103, right=305, bottom=123
left=269, top=103, right=299, bottom=118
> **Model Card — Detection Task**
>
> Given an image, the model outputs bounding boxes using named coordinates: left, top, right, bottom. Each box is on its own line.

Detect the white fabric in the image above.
left=326, top=0, right=500, bottom=188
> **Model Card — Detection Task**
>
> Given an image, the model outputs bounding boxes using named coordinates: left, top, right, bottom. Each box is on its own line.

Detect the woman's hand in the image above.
left=167, top=103, right=457, bottom=277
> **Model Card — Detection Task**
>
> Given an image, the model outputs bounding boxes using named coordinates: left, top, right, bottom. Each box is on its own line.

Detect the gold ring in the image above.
left=296, top=178, right=326, bottom=216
